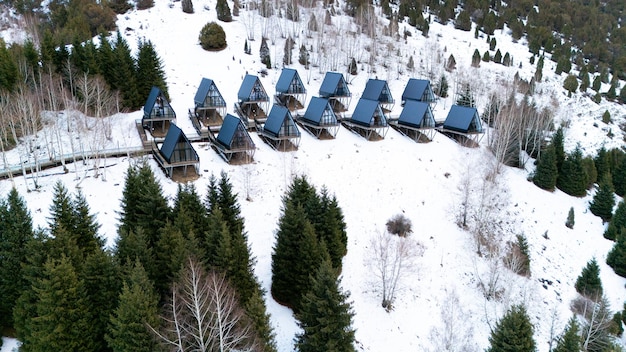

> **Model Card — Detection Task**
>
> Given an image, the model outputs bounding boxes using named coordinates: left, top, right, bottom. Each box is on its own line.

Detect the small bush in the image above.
left=199, top=22, right=227, bottom=51
left=386, top=214, right=413, bottom=237
left=182, top=0, right=193, bottom=13
left=566, top=207, right=575, bottom=229
left=504, top=234, right=531, bottom=276
left=137, top=0, right=154, bottom=10
left=602, top=110, right=611, bottom=124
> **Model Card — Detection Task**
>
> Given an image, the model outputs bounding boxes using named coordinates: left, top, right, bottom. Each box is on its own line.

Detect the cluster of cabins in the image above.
left=141, top=69, right=484, bottom=179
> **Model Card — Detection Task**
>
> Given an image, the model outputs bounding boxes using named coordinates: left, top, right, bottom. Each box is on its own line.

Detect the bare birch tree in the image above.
left=366, top=230, right=424, bottom=311
left=427, top=289, right=478, bottom=352
left=153, top=258, right=258, bottom=352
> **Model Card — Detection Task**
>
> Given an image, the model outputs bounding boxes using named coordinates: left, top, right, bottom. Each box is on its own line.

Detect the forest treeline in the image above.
left=0, top=163, right=360, bottom=351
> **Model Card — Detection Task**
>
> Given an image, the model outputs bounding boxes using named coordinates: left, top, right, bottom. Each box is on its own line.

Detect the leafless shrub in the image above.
left=386, top=214, right=413, bottom=237
left=427, top=289, right=479, bottom=352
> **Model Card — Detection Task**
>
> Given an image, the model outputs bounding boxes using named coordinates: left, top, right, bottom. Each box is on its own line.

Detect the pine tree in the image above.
left=553, top=317, right=581, bottom=352
left=260, top=37, right=271, bottom=69
left=486, top=304, right=536, bottom=352
left=580, top=66, right=590, bottom=92
left=136, top=39, right=168, bottom=104
left=606, top=228, right=626, bottom=277
left=172, top=183, right=208, bottom=240
left=113, top=31, right=140, bottom=109
left=407, top=55, right=414, bottom=71
left=489, top=37, right=497, bottom=50
left=557, top=146, right=587, bottom=197
left=563, top=74, right=579, bottom=97
left=48, top=181, right=75, bottom=236
left=503, top=52, right=511, bottom=66
left=446, top=54, right=456, bottom=71
left=317, top=187, right=348, bottom=269
left=483, top=51, right=491, bottom=62
left=0, top=188, right=33, bottom=330
left=553, top=127, right=565, bottom=173
left=283, top=36, right=294, bottom=65
left=471, top=49, right=481, bottom=67
left=566, top=207, right=575, bottom=229
left=604, top=201, right=626, bottom=241
left=454, top=9, right=471, bottom=31
left=533, top=144, right=558, bottom=191
left=594, top=145, right=611, bottom=180
left=106, top=260, right=160, bottom=352
left=534, top=55, right=544, bottom=82
left=271, top=201, right=324, bottom=313
left=295, top=260, right=356, bottom=352
left=348, top=57, right=357, bottom=75
left=456, top=84, right=476, bottom=107
left=30, top=256, right=96, bottom=351
left=0, top=38, right=18, bottom=92
left=12, top=230, right=48, bottom=348
left=82, top=249, right=121, bottom=352
left=97, top=32, right=117, bottom=89
left=154, top=222, right=188, bottom=297
left=298, top=44, right=309, bottom=68
left=613, top=157, right=626, bottom=197
left=71, top=189, right=104, bottom=256
left=575, top=258, right=603, bottom=298
left=592, top=75, right=601, bottom=92
left=438, top=74, right=449, bottom=97
left=216, top=0, right=232, bottom=22
left=118, top=163, right=170, bottom=248
left=494, top=49, right=502, bottom=64
left=589, top=177, right=615, bottom=222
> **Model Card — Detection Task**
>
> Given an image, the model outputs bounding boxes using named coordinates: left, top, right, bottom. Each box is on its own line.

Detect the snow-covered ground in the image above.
left=1, top=0, right=626, bottom=351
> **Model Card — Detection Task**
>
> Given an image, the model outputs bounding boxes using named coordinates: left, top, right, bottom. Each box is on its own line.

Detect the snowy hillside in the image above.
left=2, top=0, right=626, bottom=351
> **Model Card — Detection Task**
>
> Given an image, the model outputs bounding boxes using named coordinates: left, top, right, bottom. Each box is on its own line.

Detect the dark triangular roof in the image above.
left=143, top=86, right=175, bottom=118
left=302, top=97, right=336, bottom=126
left=319, top=72, right=350, bottom=97
left=402, top=78, right=434, bottom=103
left=443, top=105, right=483, bottom=133
left=194, top=78, right=224, bottom=106
left=350, top=98, right=386, bottom=127
left=161, top=124, right=191, bottom=163
left=398, top=100, right=434, bottom=129
left=217, top=114, right=254, bottom=149
left=237, top=74, right=268, bottom=102
left=276, top=68, right=306, bottom=94
left=362, top=78, right=393, bottom=104
left=264, top=105, right=300, bottom=137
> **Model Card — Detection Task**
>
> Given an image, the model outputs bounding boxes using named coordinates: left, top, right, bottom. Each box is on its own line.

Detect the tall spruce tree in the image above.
left=557, top=146, right=588, bottom=197
left=71, top=189, right=104, bottom=256
left=589, top=177, right=615, bottom=222
left=260, top=37, right=271, bottom=69
left=154, top=222, right=188, bottom=297
left=12, top=230, right=49, bottom=348
left=607, top=228, right=626, bottom=277
left=118, top=163, right=170, bottom=248
left=30, top=256, right=96, bottom=352
left=533, top=144, right=558, bottom=191
left=106, top=260, right=160, bottom=352
left=553, top=317, right=581, bottom=352
left=136, top=39, right=168, bottom=104
left=575, top=258, right=603, bottom=298
left=295, top=259, right=356, bottom=352
left=594, top=145, right=611, bottom=181
left=605, top=201, right=626, bottom=241
left=82, top=249, right=121, bottom=352
left=0, top=188, right=34, bottom=330
left=553, top=127, right=565, bottom=173
left=613, top=157, right=626, bottom=197
left=112, top=31, right=140, bottom=110
left=271, top=201, right=324, bottom=313
left=486, top=304, right=536, bottom=352
left=172, top=183, right=208, bottom=240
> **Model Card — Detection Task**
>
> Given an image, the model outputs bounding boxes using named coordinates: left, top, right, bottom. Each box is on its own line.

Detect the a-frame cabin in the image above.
left=211, top=114, right=256, bottom=163
left=319, top=72, right=352, bottom=114
left=362, top=78, right=395, bottom=113
left=257, top=104, right=301, bottom=150
left=439, top=105, right=484, bottom=147
left=275, top=68, right=307, bottom=112
left=235, top=74, right=270, bottom=129
left=190, top=78, right=227, bottom=135
left=401, top=78, right=436, bottom=107
left=297, top=96, right=340, bottom=139
left=390, top=100, right=436, bottom=142
left=342, top=98, right=389, bottom=140
left=142, top=86, right=176, bottom=137
left=152, top=124, right=200, bottom=179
